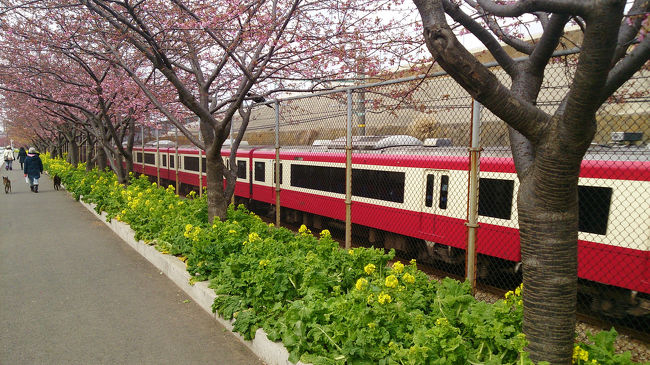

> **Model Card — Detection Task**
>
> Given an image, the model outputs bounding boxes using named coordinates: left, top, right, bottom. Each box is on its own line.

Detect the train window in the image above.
left=273, top=162, right=283, bottom=184
left=237, top=160, right=247, bottom=179
left=578, top=185, right=612, bottom=235
left=291, top=164, right=345, bottom=194
left=169, top=155, right=175, bottom=168
left=144, top=153, right=155, bottom=165
left=202, top=157, right=206, bottom=172
left=425, top=174, right=434, bottom=207
left=478, top=178, right=514, bottom=220
left=162, top=155, right=167, bottom=167
left=136, top=152, right=142, bottom=163
left=184, top=156, right=199, bottom=171
left=254, top=162, right=265, bottom=182
left=439, top=175, right=449, bottom=209
left=352, top=169, right=405, bottom=203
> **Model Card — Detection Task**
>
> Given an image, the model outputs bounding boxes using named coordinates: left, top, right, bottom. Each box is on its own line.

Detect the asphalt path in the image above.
left=0, top=163, right=263, bottom=364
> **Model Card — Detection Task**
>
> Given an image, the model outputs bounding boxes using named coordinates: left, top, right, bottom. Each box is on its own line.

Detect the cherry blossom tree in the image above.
left=0, top=4, right=158, bottom=180
left=72, top=0, right=425, bottom=221
left=411, top=0, right=649, bottom=363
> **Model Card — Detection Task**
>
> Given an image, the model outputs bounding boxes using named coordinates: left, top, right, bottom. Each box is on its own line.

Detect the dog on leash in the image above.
left=53, top=174, right=61, bottom=191
left=2, top=176, right=10, bottom=194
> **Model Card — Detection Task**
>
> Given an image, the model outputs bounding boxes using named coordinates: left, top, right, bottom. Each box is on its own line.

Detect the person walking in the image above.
left=24, top=147, right=43, bottom=193
left=3, top=146, right=14, bottom=171
left=17, top=147, right=27, bottom=170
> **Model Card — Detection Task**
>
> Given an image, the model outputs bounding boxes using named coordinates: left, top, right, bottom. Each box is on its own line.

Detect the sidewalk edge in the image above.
left=79, top=200, right=306, bottom=365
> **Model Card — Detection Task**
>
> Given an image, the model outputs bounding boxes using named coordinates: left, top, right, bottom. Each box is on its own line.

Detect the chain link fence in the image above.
left=233, top=49, right=649, bottom=335
left=126, top=49, right=648, bottom=339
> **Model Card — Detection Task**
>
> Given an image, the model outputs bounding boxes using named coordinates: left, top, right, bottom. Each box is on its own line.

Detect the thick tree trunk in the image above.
left=85, top=133, right=95, bottom=171
left=125, top=157, right=133, bottom=177
left=205, top=146, right=229, bottom=222
left=518, top=176, right=578, bottom=364
left=68, top=140, right=79, bottom=167
left=519, top=117, right=591, bottom=364
left=114, top=154, right=128, bottom=184
left=96, top=147, right=107, bottom=171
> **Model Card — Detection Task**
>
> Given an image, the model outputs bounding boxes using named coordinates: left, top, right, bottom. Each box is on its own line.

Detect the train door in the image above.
left=419, top=169, right=450, bottom=239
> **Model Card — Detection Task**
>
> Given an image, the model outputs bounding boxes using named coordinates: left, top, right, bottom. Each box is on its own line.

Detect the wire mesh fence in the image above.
left=123, top=49, right=649, bottom=337
left=234, top=50, right=650, bottom=334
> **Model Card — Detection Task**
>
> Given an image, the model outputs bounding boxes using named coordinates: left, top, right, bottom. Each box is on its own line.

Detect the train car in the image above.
left=131, top=136, right=649, bottom=318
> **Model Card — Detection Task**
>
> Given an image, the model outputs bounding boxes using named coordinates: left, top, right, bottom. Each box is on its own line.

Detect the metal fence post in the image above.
left=156, top=126, right=160, bottom=186
left=345, top=89, right=353, bottom=249
left=175, top=127, right=179, bottom=195
left=466, top=99, right=481, bottom=294
left=275, top=100, right=281, bottom=227
left=198, top=128, right=202, bottom=197
left=141, top=125, right=145, bottom=173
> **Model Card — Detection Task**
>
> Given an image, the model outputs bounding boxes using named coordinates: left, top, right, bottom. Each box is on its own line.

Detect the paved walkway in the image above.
left=0, top=164, right=262, bottom=364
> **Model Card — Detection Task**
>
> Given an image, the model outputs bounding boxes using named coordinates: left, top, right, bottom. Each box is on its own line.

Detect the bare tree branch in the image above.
left=601, top=36, right=650, bottom=104
left=443, top=0, right=517, bottom=75
left=528, top=13, right=570, bottom=73
left=476, top=0, right=592, bottom=17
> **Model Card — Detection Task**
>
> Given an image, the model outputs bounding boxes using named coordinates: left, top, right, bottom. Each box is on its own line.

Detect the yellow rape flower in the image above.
left=367, top=294, right=374, bottom=304
left=364, top=264, right=376, bottom=275
left=392, top=261, right=404, bottom=273
left=348, top=249, right=354, bottom=255
left=185, top=224, right=193, bottom=232
left=367, top=322, right=376, bottom=329
left=385, top=275, right=398, bottom=288
left=515, top=284, right=523, bottom=296
left=168, top=204, right=174, bottom=209
left=248, top=232, right=260, bottom=242
left=402, top=273, right=415, bottom=284
left=268, top=223, right=274, bottom=228
left=410, top=259, right=417, bottom=265
left=377, top=292, right=392, bottom=304
left=229, top=230, right=237, bottom=234
left=259, top=259, right=270, bottom=267
left=573, top=346, right=589, bottom=363
left=319, top=229, right=331, bottom=238
left=298, top=224, right=310, bottom=234
left=355, top=278, right=368, bottom=291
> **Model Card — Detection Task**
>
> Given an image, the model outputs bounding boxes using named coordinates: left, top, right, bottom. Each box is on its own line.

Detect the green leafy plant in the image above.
left=42, top=156, right=640, bottom=365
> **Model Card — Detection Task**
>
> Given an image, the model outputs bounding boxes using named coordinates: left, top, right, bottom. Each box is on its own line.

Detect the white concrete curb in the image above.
left=79, top=200, right=307, bottom=365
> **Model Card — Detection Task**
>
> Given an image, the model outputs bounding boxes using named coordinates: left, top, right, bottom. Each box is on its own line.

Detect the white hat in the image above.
left=28, top=147, right=36, bottom=153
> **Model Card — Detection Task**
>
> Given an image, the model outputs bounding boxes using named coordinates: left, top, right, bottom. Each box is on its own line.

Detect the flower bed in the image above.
left=44, top=156, right=636, bottom=365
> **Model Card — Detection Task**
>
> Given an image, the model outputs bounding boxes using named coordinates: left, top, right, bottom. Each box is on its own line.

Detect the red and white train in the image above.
left=131, top=135, right=649, bottom=318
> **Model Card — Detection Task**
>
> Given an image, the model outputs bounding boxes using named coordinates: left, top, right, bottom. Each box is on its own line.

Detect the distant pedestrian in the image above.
left=3, top=146, right=14, bottom=171
left=17, top=147, right=27, bottom=169
left=24, top=147, right=43, bottom=193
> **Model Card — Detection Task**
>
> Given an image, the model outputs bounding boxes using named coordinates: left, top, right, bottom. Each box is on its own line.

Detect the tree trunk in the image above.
left=114, top=154, right=128, bottom=184
left=125, top=157, right=133, bottom=177
left=85, top=132, right=95, bottom=171
left=519, top=119, right=589, bottom=364
left=68, top=140, right=79, bottom=167
left=205, top=145, right=229, bottom=221
left=96, top=147, right=107, bottom=171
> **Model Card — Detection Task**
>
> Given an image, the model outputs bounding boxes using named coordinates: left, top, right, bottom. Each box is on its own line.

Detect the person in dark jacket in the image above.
left=17, top=147, right=27, bottom=169
left=24, top=147, right=43, bottom=193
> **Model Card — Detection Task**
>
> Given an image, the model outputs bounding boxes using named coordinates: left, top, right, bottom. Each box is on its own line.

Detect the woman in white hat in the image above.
left=3, top=146, right=14, bottom=171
